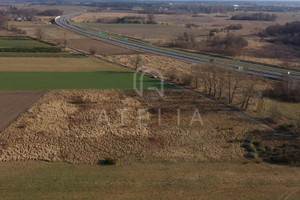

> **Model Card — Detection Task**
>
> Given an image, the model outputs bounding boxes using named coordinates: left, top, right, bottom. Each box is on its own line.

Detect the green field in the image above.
left=0, top=161, right=299, bottom=199
left=0, top=71, right=172, bottom=90
left=0, top=52, right=85, bottom=58
left=0, top=39, right=50, bottom=48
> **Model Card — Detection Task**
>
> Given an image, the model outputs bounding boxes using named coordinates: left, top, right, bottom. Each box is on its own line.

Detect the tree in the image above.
left=89, top=47, right=97, bottom=55
left=62, top=32, right=69, bottom=48
left=275, top=74, right=300, bottom=102
left=226, top=70, right=241, bottom=104
left=35, top=27, right=45, bottom=40
left=129, top=55, right=143, bottom=70
left=240, top=74, right=259, bottom=110
left=146, top=14, right=156, bottom=24
left=0, top=14, right=8, bottom=30
left=216, top=67, right=226, bottom=99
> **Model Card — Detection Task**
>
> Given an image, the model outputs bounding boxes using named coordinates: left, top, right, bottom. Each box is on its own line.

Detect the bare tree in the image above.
left=216, top=67, right=226, bottom=99
left=226, top=70, right=241, bottom=104
left=146, top=14, right=156, bottom=24
left=89, top=47, right=97, bottom=55
left=129, top=55, right=143, bottom=71
left=35, top=27, right=45, bottom=40
left=0, top=15, right=8, bottom=30
left=62, top=32, right=69, bottom=48
left=240, top=74, right=258, bottom=110
left=181, top=74, right=193, bottom=87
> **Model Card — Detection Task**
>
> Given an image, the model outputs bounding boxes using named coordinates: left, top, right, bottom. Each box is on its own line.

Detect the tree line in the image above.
left=96, top=14, right=156, bottom=24
left=166, top=64, right=260, bottom=110
left=231, top=12, right=277, bottom=21
left=260, top=21, right=300, bottom=46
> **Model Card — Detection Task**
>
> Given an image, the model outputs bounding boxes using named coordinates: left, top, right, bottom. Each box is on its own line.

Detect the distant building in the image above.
left=233, top=4, right=239, bottom=10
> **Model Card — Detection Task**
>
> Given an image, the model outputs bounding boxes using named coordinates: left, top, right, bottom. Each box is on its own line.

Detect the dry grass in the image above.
left=0, top=89, right=266, bottom=164
left=75, top=11, right=300, bottom=67
left=78, top=22, right=201, bottom=42
left=0, top=57, right=128, bottom=72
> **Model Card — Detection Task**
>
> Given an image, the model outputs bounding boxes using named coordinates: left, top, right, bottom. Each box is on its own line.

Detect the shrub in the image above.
left=168, top=71, right=179, bottom=82
left=241, top=143, right=256, bottom=153
left=244, top=153, right=256, bottom=159
left=278, top=124, right=295, bottom=132
left=207, top=33, right=248, bottom=56
left=181, top=74, right=193, bottom=87
left=98, top=158, right=117, bottom=165
left=226, top=24, right=243, bottom=30
left=89, top=47, right=97, bottom=55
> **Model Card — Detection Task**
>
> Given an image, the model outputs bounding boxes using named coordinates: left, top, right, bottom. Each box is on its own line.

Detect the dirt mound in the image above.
left=0, top=90, right=266, bottom=164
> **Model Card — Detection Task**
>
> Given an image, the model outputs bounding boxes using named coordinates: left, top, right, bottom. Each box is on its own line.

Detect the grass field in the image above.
left=0, top=71, right=171, bottom=90
left=0, top=52, right=85, bottom=57
left=0, top=161, right=299, bottom=199
left=0, top=39, right=50, bottom=48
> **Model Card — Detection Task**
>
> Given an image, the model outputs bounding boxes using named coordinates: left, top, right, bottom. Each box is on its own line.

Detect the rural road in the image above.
left=55, top=12, right=300, bottom=81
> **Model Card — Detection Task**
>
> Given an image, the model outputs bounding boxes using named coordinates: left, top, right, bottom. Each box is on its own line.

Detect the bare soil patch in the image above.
left=0, top=90, right=45, bottom=132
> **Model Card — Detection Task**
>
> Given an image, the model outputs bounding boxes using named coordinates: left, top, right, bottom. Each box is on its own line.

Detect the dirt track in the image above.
left=0, top=90, right=45, bottom=132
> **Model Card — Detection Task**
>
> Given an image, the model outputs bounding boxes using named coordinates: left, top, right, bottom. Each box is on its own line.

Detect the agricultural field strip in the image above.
left=0, top=90, right=45, bottom=132
left=55, top=12, right=300, bottom=80
left=0, top=36, right=82, bottom=57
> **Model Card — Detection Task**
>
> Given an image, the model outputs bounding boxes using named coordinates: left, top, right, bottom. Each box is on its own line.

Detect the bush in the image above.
left=168, top=71, right=179, bottom=82
left=241, top=143, right=256, bottom=153
left=181, top=74, right=193, bottom=87
left=207, top=33, right=248, bottom=56
left=98, top=158, right=117, bottom=165
left=244, top=153, right=256, bottom=159
left=226, top=24, right=243, bottom=30
left=278, top=124, right=295, bottom=132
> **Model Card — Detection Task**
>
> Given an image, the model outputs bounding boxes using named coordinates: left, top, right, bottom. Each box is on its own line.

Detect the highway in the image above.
left=55, top=12, right=300, bottom=81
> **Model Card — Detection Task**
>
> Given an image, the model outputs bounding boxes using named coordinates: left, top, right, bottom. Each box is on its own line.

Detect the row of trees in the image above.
left=260, top=21, right=300, bottom=46
left=231, top=12, right=277, bottom=21
left=167, top=64, right=259, bottom=110
left=96, top=14, right=156, bottom=24
left=3, top=6, right=63, bottom=20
